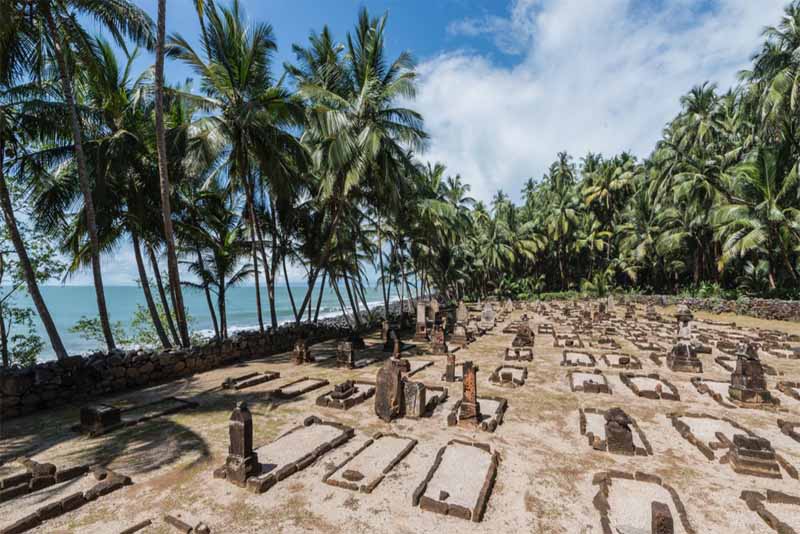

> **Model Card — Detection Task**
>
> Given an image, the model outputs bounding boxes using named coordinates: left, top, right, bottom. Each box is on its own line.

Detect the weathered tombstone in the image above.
left=651, top=501, right=674, bottom=534
left=729, top=434, right=781, bottom=478
left=337, top=341, right=355, bottom=369
left=293, top=337, right=311, bottom=364
left=218, top=402, right=260, bottom=486
left=331, top=380, right=356, bottom=400
left=504, top=299, right=514, bottom=314
left=512, top=324, right=534, bottom=348
left=428, top=299, right=440, bottom=322
left=675, top=304, right=693, bottom=337
left=450, top=322, right=469, bottom=347
left=404, top=381, right=427, bottom=418
left=415, top=302, right=429, bottom=341
left=80, top=404, right=121, bottom=435
left=729, top=343, right=773, bottom=404
left=444, top=352, right=457, bottom=382
left=456, top=301, right=468, bottom=323
left=457, top=361, right=481, bottom=424
left=430, top=321, right=448, bottom=355
left=604, top=408, right=635, bottom=455
left=375, top=358, right=410, bottom=422
left=478, top=303, right=496, bottom=331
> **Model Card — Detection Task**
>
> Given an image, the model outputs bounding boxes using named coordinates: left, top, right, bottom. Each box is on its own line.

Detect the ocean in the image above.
left=12, top=284, right=397, bottom=361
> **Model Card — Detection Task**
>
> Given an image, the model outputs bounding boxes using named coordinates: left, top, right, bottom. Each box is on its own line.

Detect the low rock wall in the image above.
left=0, top=321, right=369, bottom=420
left=625, top=296, right=800, bottom=322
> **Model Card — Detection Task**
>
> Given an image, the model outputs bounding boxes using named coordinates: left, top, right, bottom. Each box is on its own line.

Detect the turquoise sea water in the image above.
left=14, top=284, right=395, bottom=360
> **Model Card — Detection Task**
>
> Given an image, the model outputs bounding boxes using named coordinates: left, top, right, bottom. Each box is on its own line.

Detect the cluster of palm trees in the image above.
left=1, top=0, right=799, bottom=365
left=418, top=3, right=800, bottom=301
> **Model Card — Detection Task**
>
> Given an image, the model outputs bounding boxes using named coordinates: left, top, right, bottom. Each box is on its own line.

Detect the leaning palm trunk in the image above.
left=44, top=9, right=115, bottom=351
left=282, top=254, right=299, bottom=321
left=313, top=271, right=327, bottom=323
left=0, top=147, right=68, bottom=360
left=377, top=222, right=389, bottom=315
left=147, top=245, right=180, bottom=346
left=155, top=0, right=190, bottom=347
left=195, top=249, right=219, bottom=339
left=343, top=276, right=361, bottom=327
left=331, top=281, right=352, bottom=327
left=249, top=219, right=264, bottom=333
left=132, top=233, right=171, bottom=348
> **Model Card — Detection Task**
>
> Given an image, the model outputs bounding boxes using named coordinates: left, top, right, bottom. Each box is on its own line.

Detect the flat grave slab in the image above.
left=620, top=373, right=679, bottom=400
left=561, top=350, right=596, bottom=367
left=271, top=377, right=330, bottom=399
left=691, top=377, right=781, bottom=410
left=600, top=353, right=642, bottom=370
left=323, top=432, right=416, bottom=493
left=245, top=417, right=354, bottom=493
left=488, top=365, right=527, bottom=387
left=315, top=381, right=375, bottom=410
left=592, top=470, right=696, bottom=534
left=504, top=347, right=533, bottom=361
left=741, top=489, right=800, bottom=532
left=567, top=370, right=611, bottom=394
left=447, top=396, right=508, bottom=432
left=222, top=371, right=280, bottom=390
left=413, top=440, right=499, bottom=522
left=579, top=408, right=652, bottom=456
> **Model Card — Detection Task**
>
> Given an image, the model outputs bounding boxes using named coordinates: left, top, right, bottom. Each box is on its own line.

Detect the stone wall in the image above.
left=0, top=321, right=367, bottom=420
left=625, top=295, right=800, bottom=322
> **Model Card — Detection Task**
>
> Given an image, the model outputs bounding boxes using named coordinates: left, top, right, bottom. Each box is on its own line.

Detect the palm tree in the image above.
left=155, top=0, right=190, bottom=347
left=26, top=0, right=155, bottom=351
left=168, top=0, right=308, bottom=329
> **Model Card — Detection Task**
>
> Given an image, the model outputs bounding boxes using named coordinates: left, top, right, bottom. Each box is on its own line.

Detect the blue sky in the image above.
left=71, top=0, right=792, bottom=285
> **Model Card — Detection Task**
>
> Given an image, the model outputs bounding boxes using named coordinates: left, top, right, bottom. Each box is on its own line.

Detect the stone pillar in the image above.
left=458, top=361, right=481, bottom=423
left=415, top=302, right=428, bottom=341
left=729, top=343, right=772, bottom=404
left=445, top=352, right=456, bottom=382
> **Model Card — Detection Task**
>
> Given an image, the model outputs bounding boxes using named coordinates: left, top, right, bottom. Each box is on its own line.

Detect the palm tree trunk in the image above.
left=0, top=306, right=8, bottom=369
left=249, top=221, right=264, bottom=333
left=154, top=0, right=190, bottom=348
left=45, top=8, right=115, bottom=351
left=377, top=221, right=389, bottom=314
left=0, top=146, right=68, bottom=359
left=282, top=254, right=299, bottom=321
left=343, top=276, right=361, bottom=328
left=132, top=233, right=171, bottom=348
left=195, top=249, right=219, bottom=339
left=331, top=280, right=352, bottom=328
left=147, top=245, right=180, bottom=346
left=314, top=271, right=327, bottom=323
left=356, top=276, right=372, bottom=315
left=218, top=283, right=227, bottom=339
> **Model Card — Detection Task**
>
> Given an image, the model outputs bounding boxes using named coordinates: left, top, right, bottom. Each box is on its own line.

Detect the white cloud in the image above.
left=418, top=0, right=788, bottom=203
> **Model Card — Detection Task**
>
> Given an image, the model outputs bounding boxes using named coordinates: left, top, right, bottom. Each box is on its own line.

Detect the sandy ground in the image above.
left=3, top=303, right=800, bottom=533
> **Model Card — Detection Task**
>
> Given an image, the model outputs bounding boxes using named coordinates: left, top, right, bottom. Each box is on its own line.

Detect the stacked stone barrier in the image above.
left=0, top=319, right=384, bottom=421
left=623, top=296, right=800, bottom=322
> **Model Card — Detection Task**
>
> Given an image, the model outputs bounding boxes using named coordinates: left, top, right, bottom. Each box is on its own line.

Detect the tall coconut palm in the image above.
left=26, top=0, right=155, bottom=351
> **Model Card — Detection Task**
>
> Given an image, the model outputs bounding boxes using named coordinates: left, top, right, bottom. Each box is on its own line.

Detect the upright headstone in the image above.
left=428, top=299, right=440, bottom=322
left=374, top=358, right=409, bottom=422
left=404, top=382, right=427, bottom=418
left=223, top=402, right=260, bottom=486
left=456, top=301, right=468, bottom=324
left=430, top=321, right=448, bottom=355
left=415, top=302, right=429, bottom=341
left=457, top=361, right=481, bottom=424
left=604, top=408, right=635, bottom=455
left=444, top=352, right=457, bottom=382
left=293, top=337, right=311, bottom=364
left=337, top=341, right=355, bottom=368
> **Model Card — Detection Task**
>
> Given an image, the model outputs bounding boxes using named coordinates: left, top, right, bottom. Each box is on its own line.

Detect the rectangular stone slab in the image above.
left=414, top=441, right=499, bottom=522
left=271, top=378, right=330, bottom=399
left=246, top=419, right=353, bottom=493
left=324, top=434, right=417, bottom=493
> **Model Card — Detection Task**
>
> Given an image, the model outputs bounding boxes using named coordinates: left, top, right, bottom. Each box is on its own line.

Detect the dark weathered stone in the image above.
left=404, top=381, right=427, bottom=418
left=729, top=343, right=773, bottom=404
left=458, top=362, right=481, bottom=424
left=223, top=402, right=260, bottom=486
left=79, top=404, right=121, bottom=435
left=604, top=408, right=635, bottom=455
left=651, top=501, right=674, bottom=534
left=375, top=358, right=409, bottom=422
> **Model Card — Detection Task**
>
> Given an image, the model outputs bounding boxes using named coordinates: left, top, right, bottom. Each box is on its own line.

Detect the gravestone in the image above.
left=729, top=343, right=773, bottom=404
left=512, top=324, right=534, bottom=348
left=456, top=301, right=468, bottom=323
left=415, top=302, right=429, bottom=341
left=457, top=361, right=481, bottom=424
left=375, top=358, right=410, bottom=422
left=444, top=352, right=457, bottom=382
left=80, top=404, right=121, bottom=435
left=404, top=382, right=427, bottom=418
left=331, top=380, right=356, bottom=401
left=604, top=408, right=635, bottom=455
left=428, top=299, right=440, bottom=322
left=478, top=304, right=496, bottom=331
left=430, top=321, right=448, bottom=355
left=666, top=308, right=702, bottom=372
left=729, top=434, right=781, bottom=478
left=293, top=337, right=312, bottom=365
left=218, top=402, right=260, bottom=486
left=337, top=341, right=355, bottom=369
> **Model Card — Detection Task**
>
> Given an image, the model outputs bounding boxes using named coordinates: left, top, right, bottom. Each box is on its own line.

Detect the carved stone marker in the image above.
left=604, top=408, right=635, bottom=455
left=404, top=382, right=427, bottom=418
left=512, top=324, right=534, bottom=348
left=337, top=341, right=355, bottom=369
left=729, top=434, right=781, bottom=478
left=729, top=343, right=773, bottom=404
left=651, top=501, right=674, bottom=534
left=80, top=404, right=121, bottom=435
left=331, top=380, right=356, bottom=400
left=375, top=358, right=410, bottom=422
left=430, top=321, right=448, bottom=355
left=458, top=361, right=481, bottom=424
left=429, top=299, right=440, bottom=322
left=456, top=301, right=468, bottom=323
left=445, top=352, right=457, bottom=382
left=216, top=402, right=260, bottom=486
left=415, top=302, right=429, bottom=341
left=293, top=337, right=312, bottom=364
